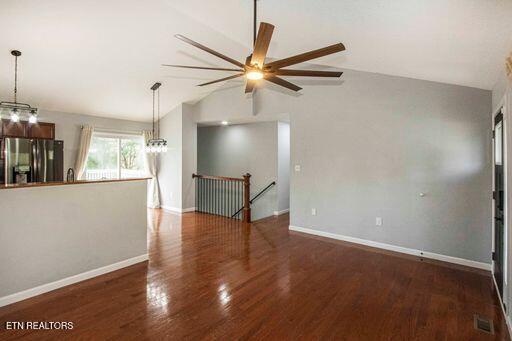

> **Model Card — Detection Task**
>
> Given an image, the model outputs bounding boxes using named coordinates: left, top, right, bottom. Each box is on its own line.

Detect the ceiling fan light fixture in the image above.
left=246, top=70, right=264, bottom=80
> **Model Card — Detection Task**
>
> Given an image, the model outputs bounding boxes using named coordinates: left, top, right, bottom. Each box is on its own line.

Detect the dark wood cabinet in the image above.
left=0, top=119, right=56, bottom=160
left=28, top=122, right=55, bottom=139
left=1, top=119, right=55, bottom=139
left=1, top=119, right=27, bottom=138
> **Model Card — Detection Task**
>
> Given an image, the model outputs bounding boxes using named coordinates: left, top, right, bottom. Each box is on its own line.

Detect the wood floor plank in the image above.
left=0, top=210, right=508, bottom=340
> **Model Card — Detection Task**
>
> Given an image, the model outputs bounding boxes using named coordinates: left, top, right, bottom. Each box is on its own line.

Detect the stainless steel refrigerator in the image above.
left=4, top=138, right=64, bottom=184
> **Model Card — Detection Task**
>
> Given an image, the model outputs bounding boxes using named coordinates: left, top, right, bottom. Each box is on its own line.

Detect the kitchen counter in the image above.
left=0, top=177, right=150, bottom=190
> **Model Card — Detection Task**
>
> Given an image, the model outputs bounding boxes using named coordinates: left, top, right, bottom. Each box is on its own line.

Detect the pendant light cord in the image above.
left=152, top=89, right=155, bottom=138
left=157, top=88, right=160, bottom=139
left=14, top=54, right=18, bottom=104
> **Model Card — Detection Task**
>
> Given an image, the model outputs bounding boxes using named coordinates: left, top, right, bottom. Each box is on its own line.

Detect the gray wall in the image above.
left=277, top=122, right=290, bottom=212
left=191, top=69, right=492, bottom=264
left=0, top=180, right=147, bottom=299
left=197, top=122, right=278, bottom=220
left=32, top=109, right=152, bottom=172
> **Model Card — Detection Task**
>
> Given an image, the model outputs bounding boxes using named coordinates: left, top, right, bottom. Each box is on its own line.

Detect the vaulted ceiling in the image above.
left=1, top=0, right=511, bottom=121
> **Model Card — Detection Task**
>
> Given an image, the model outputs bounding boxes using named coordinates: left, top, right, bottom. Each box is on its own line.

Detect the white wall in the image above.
left=493, top=75, right=512, bottom=331
left=182, top=104, right=197, bottom=209
left=158, top=104, right=197, bottom=212
left=197, top=122, right=279, bottom=220
left=277, top=122, right=290, bottom=213
left=190, top=69, right=492, bottom=264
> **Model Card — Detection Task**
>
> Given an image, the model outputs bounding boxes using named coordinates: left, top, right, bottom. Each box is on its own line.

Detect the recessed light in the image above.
left=221, top=121, right=228, bottom=126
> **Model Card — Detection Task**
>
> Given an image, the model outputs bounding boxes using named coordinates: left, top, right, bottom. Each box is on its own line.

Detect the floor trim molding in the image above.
left=161, top=206, right=196, bottom=215
left=289, top=225, right=491, bottom=271
left=273, top=209, right=290, bottom=216
left=0, top=254, right=148, bottom=308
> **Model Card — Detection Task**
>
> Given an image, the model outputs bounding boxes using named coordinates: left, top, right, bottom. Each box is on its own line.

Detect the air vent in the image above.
left=474, top=315, right=494, bottom=334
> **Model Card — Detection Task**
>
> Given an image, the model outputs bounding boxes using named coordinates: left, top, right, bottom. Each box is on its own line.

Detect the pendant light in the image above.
left=0, top=50, right=38, bottom=123
left=145, top=82, right=168, bottom=153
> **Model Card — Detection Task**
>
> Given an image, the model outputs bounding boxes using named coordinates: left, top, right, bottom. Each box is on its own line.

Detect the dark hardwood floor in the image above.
left=0, top=210, right=509, bottom=340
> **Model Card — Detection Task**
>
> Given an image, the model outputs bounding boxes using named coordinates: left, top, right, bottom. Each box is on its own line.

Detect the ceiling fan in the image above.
left=164, top=0, right=345, bottom=93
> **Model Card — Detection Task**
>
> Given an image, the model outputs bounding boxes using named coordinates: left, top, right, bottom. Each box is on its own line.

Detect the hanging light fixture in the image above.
left=145, top=82, right=168, bottom=153
left=0, top=50, right=38, bottom=123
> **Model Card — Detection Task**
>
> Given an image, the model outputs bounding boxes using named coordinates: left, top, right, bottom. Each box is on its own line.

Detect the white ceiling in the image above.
left=1, top=0, right=511, bottom=121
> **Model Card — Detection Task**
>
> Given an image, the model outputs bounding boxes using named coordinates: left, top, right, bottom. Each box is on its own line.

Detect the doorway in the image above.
left=494, top=110, right=505, bottom=298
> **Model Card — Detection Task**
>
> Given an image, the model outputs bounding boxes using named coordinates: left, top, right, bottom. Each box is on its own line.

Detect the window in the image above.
left=85, top=132, right=145, bottom=180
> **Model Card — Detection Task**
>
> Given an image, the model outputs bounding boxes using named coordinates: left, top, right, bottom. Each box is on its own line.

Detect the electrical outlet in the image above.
left=311, top=208, right=317, bottom=216
left=376, top=217, right=383, bottom=226
left=294, top=165, right=301, bottom=172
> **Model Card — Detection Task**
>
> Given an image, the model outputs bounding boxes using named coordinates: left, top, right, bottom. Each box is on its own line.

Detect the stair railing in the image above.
left=231, top=181, right=276, bottom=219
left=193, top=173, right=252, bottom=223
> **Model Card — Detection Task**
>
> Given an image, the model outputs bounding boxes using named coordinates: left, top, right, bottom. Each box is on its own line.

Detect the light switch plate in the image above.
left=311, top=208, right=317, bottom=216
left=294, top=165, right=301, bottom=172
left=376, top=217, right=383, bottom=226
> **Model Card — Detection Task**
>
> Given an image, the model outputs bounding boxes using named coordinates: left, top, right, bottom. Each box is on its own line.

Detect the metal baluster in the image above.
left=215, top=179, right=218, bottom=215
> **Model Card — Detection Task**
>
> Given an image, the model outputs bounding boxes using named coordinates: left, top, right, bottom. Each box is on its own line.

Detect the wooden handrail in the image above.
left=192, top=173, right=244, bottom=182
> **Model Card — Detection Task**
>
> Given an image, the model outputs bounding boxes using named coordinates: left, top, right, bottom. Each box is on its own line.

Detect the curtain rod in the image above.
left=80, top=125, right=144, bottom=135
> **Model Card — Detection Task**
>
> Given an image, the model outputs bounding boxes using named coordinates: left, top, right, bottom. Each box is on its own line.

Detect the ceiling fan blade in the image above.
left=245, top=80, right=256, bottom=93
left=265, top=43, right=345, bottom=70
left=162, top=64, right=243, bottom=72
left=264, top=75, right=302, bottom=92
left=197, top=73, right=245, bottom=87
left=175, top=34, right=245, bottom=68
left=274, top=69, right=343, bottom=77
left=250, top=22, right=274, bottom=68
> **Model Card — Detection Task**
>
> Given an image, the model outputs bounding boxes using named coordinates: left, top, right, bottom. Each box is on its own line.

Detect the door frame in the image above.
left=492, top=97, right=508, bottom=312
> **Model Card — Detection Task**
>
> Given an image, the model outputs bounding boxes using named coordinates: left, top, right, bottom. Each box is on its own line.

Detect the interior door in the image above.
left=494, top=111, right=504, bottom=298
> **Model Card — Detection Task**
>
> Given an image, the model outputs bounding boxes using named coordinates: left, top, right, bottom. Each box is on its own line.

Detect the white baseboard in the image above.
left=0, top=254, right=148, bottom=308
left=161, top=205, right=196, bottom=214
left=289, top=225, right=491, bottom=271
left=274, top=209, right=290, bottom=216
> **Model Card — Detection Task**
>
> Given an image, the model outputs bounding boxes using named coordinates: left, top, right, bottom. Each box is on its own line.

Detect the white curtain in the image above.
left=75, top=125, right=93, bottom=180
left=143, top=130, right=161, bottom=208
